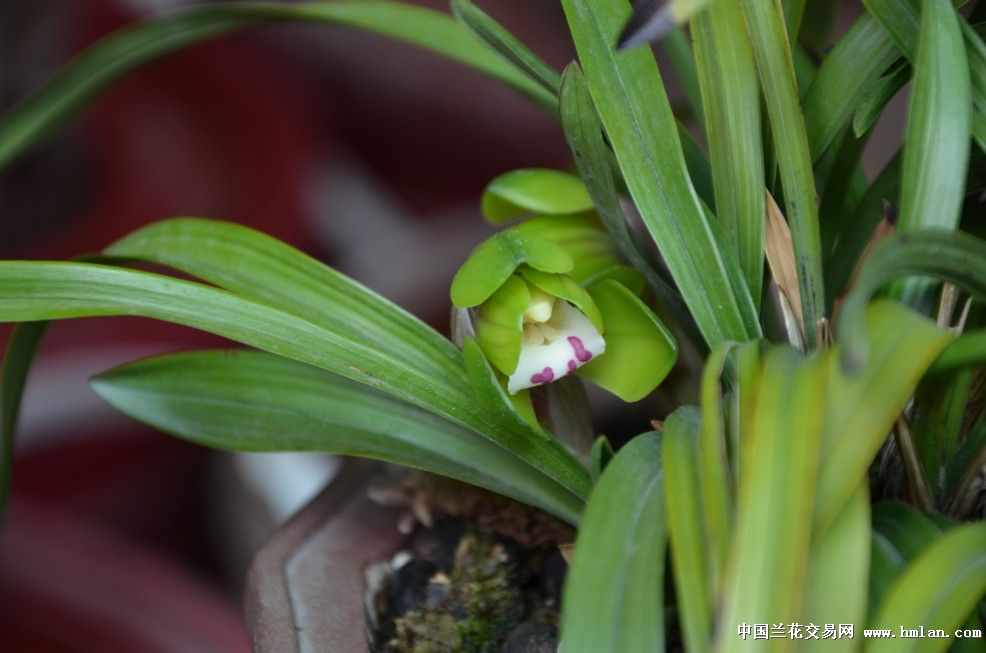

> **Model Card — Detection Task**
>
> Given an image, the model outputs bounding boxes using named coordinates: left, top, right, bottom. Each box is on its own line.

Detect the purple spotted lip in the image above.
left=528, top=336, right=596, bottom=386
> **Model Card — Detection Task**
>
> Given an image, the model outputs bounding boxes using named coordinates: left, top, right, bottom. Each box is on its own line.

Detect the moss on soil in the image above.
left=387, top=530, right=526, bottom=652
left=371, top=473, right=571, bottom=653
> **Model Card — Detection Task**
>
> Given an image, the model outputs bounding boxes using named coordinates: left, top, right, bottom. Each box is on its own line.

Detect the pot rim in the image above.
left=244, top=459, right=403, bottom=653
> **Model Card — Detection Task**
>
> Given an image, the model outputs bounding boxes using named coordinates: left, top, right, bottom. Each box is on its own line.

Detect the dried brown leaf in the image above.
left=764, top=190, right=805, bottom=344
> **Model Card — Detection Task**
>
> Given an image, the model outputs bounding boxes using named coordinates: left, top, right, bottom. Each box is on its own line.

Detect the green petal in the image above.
left=474, top=275, right=529, bottom=375
left=512, top=214, right=619, bottom=283
left=518, top=267, right=604, bottom=332
left=575, top=280, right=677, bottom=401
left=450, top=230, right=573, bottom=308
left=481, top=168, right=594, bottom=223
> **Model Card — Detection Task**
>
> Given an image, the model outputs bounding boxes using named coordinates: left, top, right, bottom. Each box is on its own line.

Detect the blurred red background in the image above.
left=0, top=1, right=575, bottom=650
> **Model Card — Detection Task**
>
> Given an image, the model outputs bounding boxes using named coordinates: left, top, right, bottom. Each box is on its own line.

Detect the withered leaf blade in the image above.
left=764, top=190, right=806, bottom=346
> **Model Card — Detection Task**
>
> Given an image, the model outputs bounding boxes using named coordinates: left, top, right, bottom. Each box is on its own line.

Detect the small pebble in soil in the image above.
left=389, top=558, right=438, bottom=617
left=425, top=572, right=451, bottom=608
left=391, top=551, right=413, bottom=570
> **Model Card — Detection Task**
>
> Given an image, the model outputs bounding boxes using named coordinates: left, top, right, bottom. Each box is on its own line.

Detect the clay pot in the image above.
left=244, top=460, right=403, bottom=652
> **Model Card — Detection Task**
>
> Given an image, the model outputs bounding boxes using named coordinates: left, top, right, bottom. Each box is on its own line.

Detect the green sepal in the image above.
left=518, top=267, right=604, bottom=332
left=473, top=275, right=529, bottom=375
left=450, top=230, right=574, bottom=308
left=512, top=214, right=619, bottom=283
left=462, top=337, right=543, bottom=433
left=481, top=168, right=594, bottom=223
left=575, top=280, right=677, bottom=402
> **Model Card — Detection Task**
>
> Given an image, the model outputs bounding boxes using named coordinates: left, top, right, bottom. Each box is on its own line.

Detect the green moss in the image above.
left=387, top=530, right=527, bottom=652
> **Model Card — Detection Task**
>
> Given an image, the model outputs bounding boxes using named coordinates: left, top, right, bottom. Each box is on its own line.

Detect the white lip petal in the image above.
left=507, top=301, right=606, bottom=394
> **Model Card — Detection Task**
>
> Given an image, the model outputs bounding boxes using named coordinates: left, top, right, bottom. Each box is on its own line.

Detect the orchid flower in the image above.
left=450, top=169, right=677, bottom=404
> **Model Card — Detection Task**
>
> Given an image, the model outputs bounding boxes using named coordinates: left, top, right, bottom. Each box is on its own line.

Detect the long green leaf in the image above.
left=1, top=252, right=123, bottom=521
left=781, top=0, right=808, bottom=44
left=799, top=0, right=838, bottom=52
left=837, top=231, right=983, bottom=372
left=944, top=417, right=986, bottom=514
left=558, top=65, right=692, bottom=332
left=459, top=21, right=721, bottom=224
left=0, top=260, right=590, bottom=501
left=662, top=28, right=705, bottom=127
left=824, top=152, right=901, bottom=301
left=818, top=301, right=952, bottom=532
left=664, top=406, right=711, bottom=653
left=698, top=342, right=738, bottom=593
left=91, top=350, right=583, bottom=523
left=929, top=330, right=986, bottom=374
left=963, top=20, right=986, bottom=150
left=863, top=0, right=985, bottom=151
left=740, top=0, right=825, bottom=346
left=866, top=523, right=986, bottom=653
left=853, top=63, right=911, bottom=138
left=718, top=346, right=827, bottom=651
left=803, top=2, right=983, bottom=164
left=692, top=0, right=765, bottom=307
left=792, top=43, right=818, bottom=94
left=910, top=369, right=972, bottom=502
left=801, top=484, right=870, bottom=652
left=560, top=431, right=666, bottom=653
left=450, top=0, right=560, bottom=98
left=872, top=501, right=943, bottom=562
left=461, top=337, right=542, bottom=434
left=895, top=0, right=971, bottom=240
left=731, top=340, right=764, bottom=484
left=679, top=122, right=719, bottom=211
left=105, top=217, right=465, bottom=383
left=0, top=322, right=47, bottom=522
left=869, top=532, right=906, bottom=618
left=803, top=14, right=899, bottom=160
left=561, top=0, right=760, bottom=348
left=818, top=128, right=872, bottom=258
left=0, top=0, right=553, bottom=166
left=867, top=502, right=951, bottom=620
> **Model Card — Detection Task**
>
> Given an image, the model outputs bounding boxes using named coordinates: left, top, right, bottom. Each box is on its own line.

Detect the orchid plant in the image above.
left=1, top=0, right=986, bottom=651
